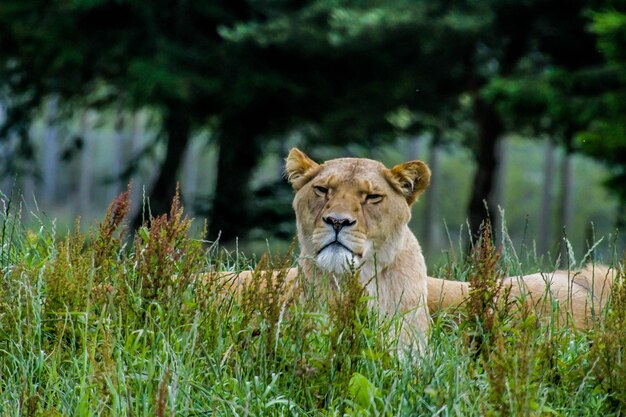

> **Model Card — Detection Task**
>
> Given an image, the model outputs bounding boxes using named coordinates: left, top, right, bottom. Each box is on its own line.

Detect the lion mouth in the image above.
left=317, top=240, right=361, bottom=257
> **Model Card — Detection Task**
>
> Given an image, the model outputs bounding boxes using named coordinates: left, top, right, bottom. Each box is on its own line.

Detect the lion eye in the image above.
left=314, top=186, right=329, bottom=197
left=366, top=194, right=383, bottom=204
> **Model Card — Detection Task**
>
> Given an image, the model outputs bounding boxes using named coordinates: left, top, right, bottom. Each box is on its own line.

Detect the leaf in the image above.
left=348, top=372, right=383, bottom=413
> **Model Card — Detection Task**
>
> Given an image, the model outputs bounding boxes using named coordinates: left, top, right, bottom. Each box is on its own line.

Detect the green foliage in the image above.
left=133, top=186, right=205, bottom=304
left=3, top=0, right=626, bottom=240
left=590, top=266, right=626, bottom=410
left=575, top=5, right=626, bottom=210
left=2, top=179, right=626, bottom=415
left=591, top=9, right=626, bottom=64
left=348, top=372, right=383, bottom=415
left=465, top=220, right=508, bottom=332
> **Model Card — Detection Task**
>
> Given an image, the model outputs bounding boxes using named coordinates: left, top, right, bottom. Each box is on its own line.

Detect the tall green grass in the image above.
left=0, top=191, right=624, bottom=416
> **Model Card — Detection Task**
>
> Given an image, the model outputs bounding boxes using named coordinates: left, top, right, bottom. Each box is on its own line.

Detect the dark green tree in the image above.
left=0, top=0, right=277, bottom=239
left=231, top=0, right=609, bottom=241
left=481, top=0, right=622, bottom=248
left=2, top=0, right=463, bottom=241
left=461, top=0, right=614, bottom=240
left=3, top=0, right=620, bottom=246
left=219, top=1, right=489, bottom=240
left=581, top=5, right=626, bottom=228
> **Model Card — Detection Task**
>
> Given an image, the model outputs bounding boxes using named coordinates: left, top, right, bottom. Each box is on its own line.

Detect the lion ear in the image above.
left=285, top=148, right=320, bottom=190
left=386, top=160, right=431, bottom=205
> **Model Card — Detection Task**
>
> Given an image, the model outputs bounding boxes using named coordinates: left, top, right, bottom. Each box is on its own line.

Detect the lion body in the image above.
left=214, top=149, right=617, bottom=347
left=505, top=263, right=615, bottom=328
left=222, top=263, right=616, bottom=331
left=428, top=264, right=616, bottom=328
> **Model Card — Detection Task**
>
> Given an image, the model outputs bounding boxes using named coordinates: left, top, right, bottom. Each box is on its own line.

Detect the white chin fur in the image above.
left=316, top=245, right=362, bottom=275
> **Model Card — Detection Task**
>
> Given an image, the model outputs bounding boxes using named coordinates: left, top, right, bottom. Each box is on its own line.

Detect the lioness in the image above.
left=218, top=148, right=618, bottom=345
left=286, top=147, right=432, bottom=346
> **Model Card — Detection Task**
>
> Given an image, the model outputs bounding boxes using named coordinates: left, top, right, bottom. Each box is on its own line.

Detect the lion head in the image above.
left=285, top=148, right=430, bottom=278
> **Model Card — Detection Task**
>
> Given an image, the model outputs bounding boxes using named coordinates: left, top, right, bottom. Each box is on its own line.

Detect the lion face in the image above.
left=285, top=148, right=430, bottom=275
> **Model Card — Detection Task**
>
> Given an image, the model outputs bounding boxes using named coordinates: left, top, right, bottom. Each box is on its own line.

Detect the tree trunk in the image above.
left=0, top=101, right=11, bottom=198
left=20, top=173, right=35, bottom=209
left=111, top=108, right=125, bottom=200
left=208, top=128, right=261, bottom=243
left=129, top=111, right=144, bottom=213
left=182, top=135, right=199, bottom=209
left=277, top=139, right=289, bottom=179
left=406, top=135, right=423, bottom=160
left=558, top=134, right=575, bottom=268
left=616, top=200, right=626, bottom=254
left=617, top=199, right=626, bottom=232
left=78, top=110, right=93, bottom=218
left=424, top=131, right=441, bottom=253
left=131, top=106, right=191, bottom=230
left=538, top=136, right=556, bottom=256
left=42, top=96, right=59, bottom=204
left=467, top=94, right=504, bottom=242
left=493, top=137, right=508, bottom=238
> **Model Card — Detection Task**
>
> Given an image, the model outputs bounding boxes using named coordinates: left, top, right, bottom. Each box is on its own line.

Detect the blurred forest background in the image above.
left=1, top=0, right=625, bottom=266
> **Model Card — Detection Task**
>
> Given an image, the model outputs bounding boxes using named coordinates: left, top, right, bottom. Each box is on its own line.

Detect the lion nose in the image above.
left=323, top=216, right=356, bottom=232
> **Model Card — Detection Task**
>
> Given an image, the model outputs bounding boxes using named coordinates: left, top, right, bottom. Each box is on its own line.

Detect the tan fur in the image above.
left=211, top=150, right=617, bottom=345
left=427, top=264, right=617, bottom=329
left=216, top=264, right=617, bottom=332
left=285, top=148, right=432, bottom=346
